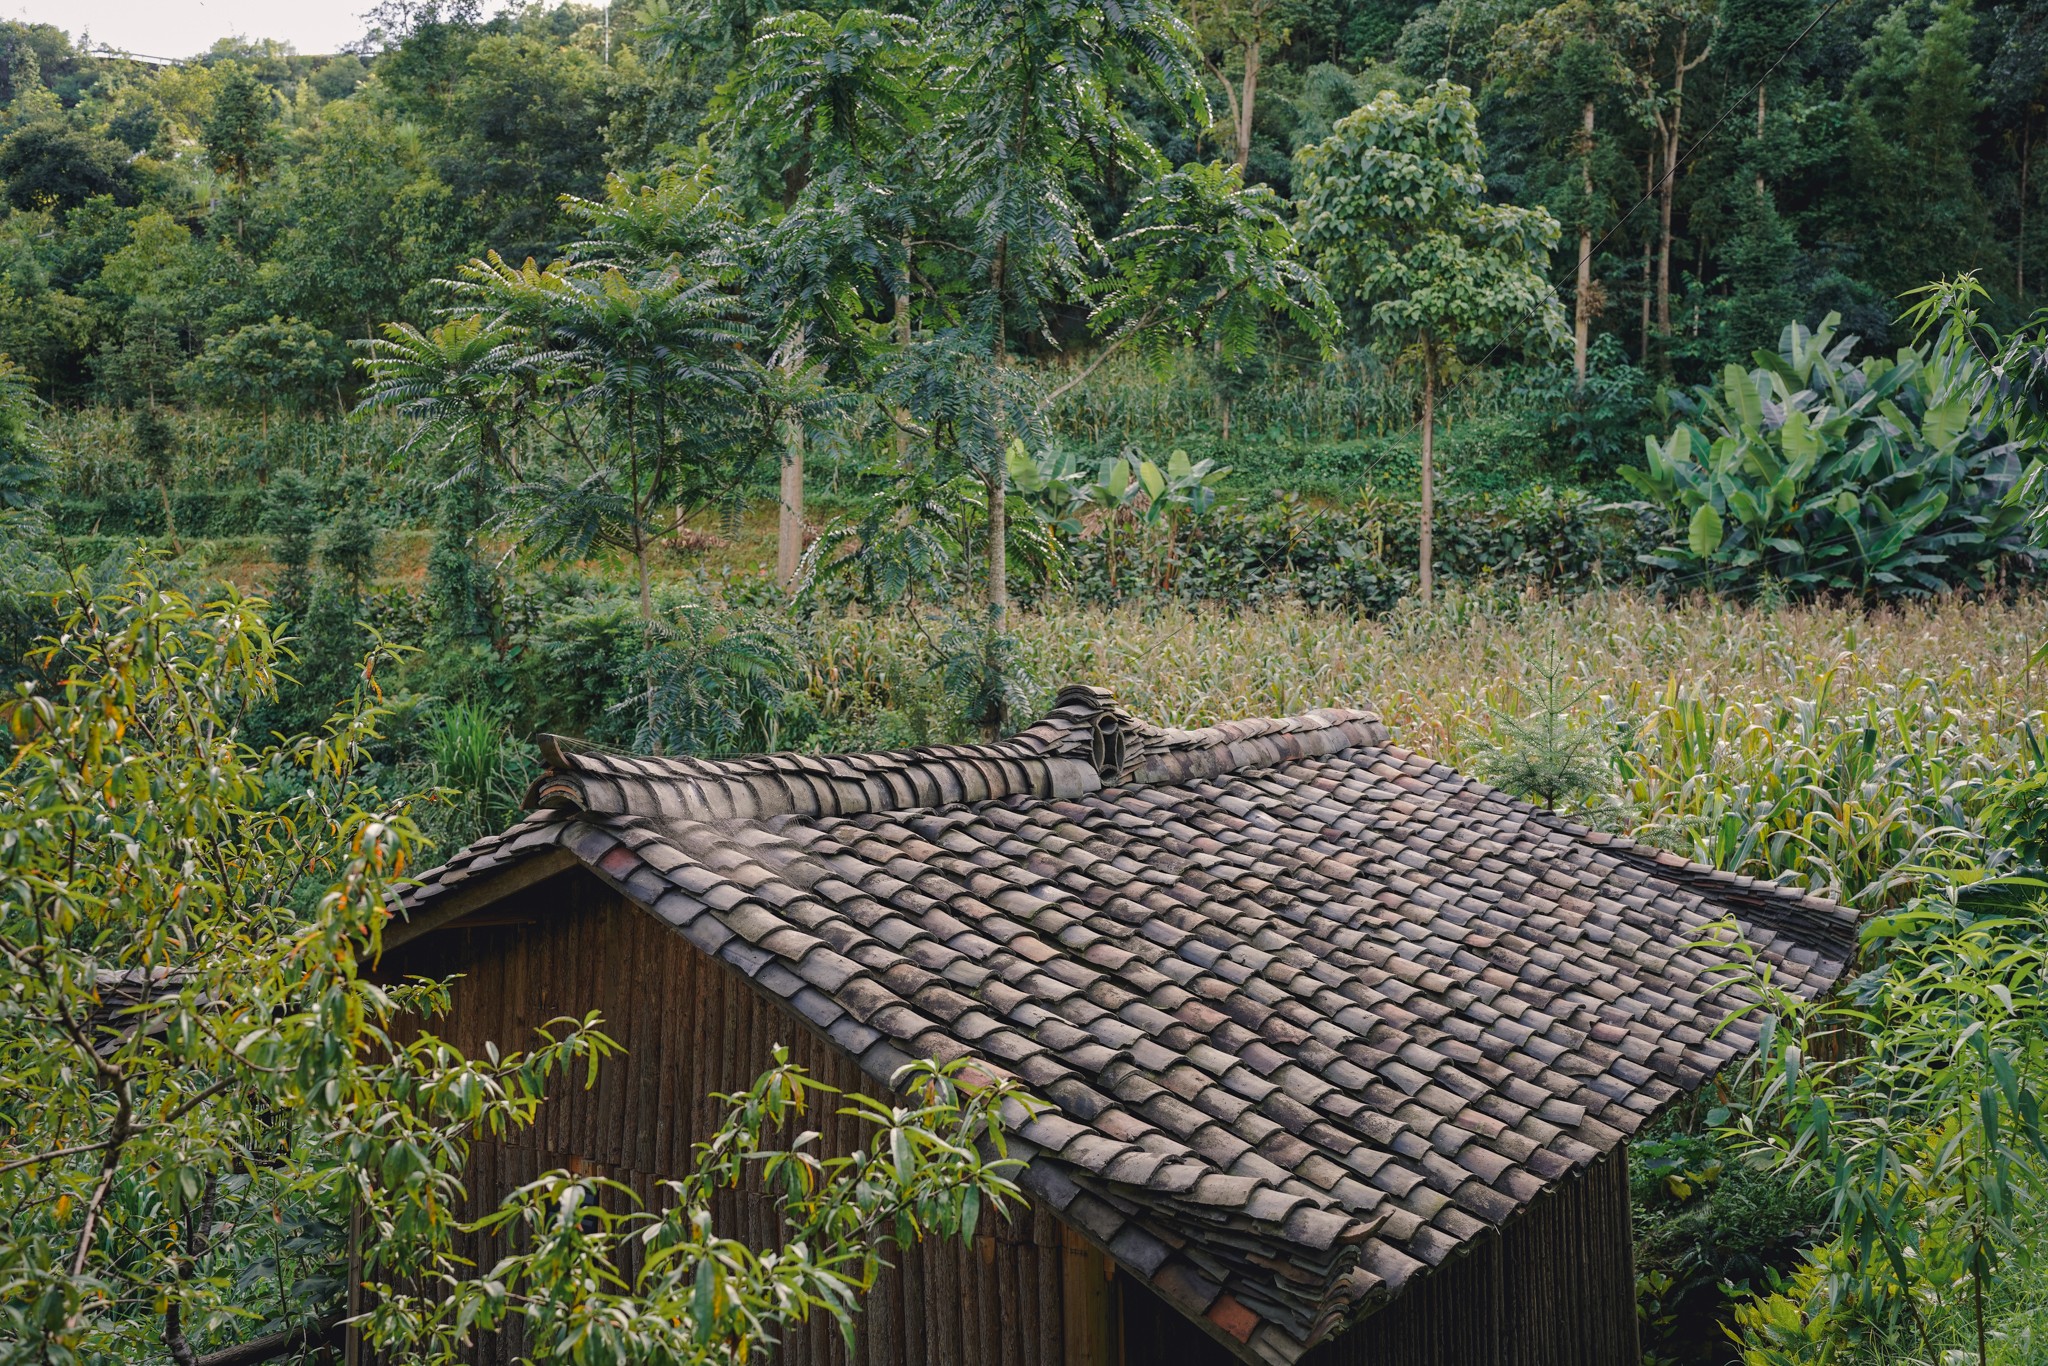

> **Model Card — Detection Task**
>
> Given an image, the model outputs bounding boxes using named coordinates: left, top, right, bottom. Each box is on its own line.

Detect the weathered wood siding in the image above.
left=1121, top=1148, right=1639, bottom=1366
left=381, top=872, right=1094, bottom=1366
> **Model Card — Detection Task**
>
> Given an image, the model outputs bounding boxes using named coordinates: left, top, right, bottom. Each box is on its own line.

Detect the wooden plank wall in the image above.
left=381, top=873, right=1090, bottom=1366
left=1121, top=1148, right=1640, bottom=1366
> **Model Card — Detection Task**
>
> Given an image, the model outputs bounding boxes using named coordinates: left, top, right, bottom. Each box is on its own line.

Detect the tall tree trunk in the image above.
left=1419, top=340, right=1436, bottom=607
left=1235, top=40, right=1259, bottom=171
left=634, top=518, right=657, bottom=748
left=1657, top=29, right=1706, bottom=343
left=634, top=525, right=653, bottom=627
left=988, top=234, right=1009, bottom=627
left=1755, top=85, right=1767, bottom=197
left=2022, top=115, right=2033, bottom=298
left=776, top=332, right=807, bottom=591
left=987, top=472, right=1008, bottom=625
left=895, top=238, right=913, bottom=458
left=1574, top=98, right=1595, bottom=391
left=991, top=235, right=1008, bottom=363
left=1657, top=113, right=1678, bottom=339
left=1641, top=149, right=1655, bottom=362
left=778, top=417, right=804, bottom=590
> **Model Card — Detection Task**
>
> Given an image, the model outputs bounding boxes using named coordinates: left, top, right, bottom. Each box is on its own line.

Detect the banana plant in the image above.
left=1129, top=447, right=1230, bottom=588
left=1006, top=443, right=1231, bottom=593
left=1621, top=312, right=2042, bottom=599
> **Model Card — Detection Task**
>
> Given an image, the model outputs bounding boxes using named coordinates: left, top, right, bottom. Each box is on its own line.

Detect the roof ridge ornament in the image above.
left=523, top=686, right=1386, bottom=821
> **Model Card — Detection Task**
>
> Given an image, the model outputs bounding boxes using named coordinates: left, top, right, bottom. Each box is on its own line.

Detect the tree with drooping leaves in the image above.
left=358, top=312, right=524, bottom=649
left=1044, top=159, right=1337, bottom=411
left=928, top=0, right=1205, bottom=628
left=1296, top=79, right=1566, bottom=603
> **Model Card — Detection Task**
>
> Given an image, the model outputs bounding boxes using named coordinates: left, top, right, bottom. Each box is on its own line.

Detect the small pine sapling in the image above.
left=260, top=469, right=320, bottom=624
left=1476, top=647, right=1610, bottom=811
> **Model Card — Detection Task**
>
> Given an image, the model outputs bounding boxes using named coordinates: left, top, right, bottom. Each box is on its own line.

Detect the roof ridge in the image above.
left=524, top=686, right=1388, bottom=822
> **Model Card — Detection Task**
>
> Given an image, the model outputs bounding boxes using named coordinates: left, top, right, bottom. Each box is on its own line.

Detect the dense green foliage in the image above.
left=11, top=1, right=2048, bottom=1364
left=0, top=569, right=1027, bottom=1366
left=1626, top=308, right=2043, bottom=597
left=8, top=0, right=2048, bottom=412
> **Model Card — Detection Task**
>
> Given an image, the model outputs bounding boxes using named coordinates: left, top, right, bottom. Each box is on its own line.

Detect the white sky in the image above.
left=7, top=0, right=476, bottom=60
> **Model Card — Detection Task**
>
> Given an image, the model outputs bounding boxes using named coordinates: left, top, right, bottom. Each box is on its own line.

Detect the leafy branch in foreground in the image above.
left=1708, top=894, right=2048, bottom=1366
left=372, top=1051, right=1028, bottom=1366
left=0, top=568, right=615, bottom=1366
left=0, top=567, right=1038, bottom=1366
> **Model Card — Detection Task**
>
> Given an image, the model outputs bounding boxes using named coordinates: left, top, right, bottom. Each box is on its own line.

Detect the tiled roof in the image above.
left=398, top=687, right=1855, bottom=1365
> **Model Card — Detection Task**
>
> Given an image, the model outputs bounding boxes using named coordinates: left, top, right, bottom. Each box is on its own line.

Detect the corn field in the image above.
left=814, top=589, right=2048, bottom=913
left=40, top=406, right=417, bottom=497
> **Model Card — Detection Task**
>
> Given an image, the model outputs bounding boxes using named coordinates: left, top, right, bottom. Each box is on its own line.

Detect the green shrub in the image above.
left=1512, top=335, right=1661, bottom=488
left=1059, top=484, right=1645, bottom=612
left=1632, top=1125, right=1831, bottom=1366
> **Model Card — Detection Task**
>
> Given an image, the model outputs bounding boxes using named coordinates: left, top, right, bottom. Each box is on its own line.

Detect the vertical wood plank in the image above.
left=1061, top=1225, right=1117, bottom=1366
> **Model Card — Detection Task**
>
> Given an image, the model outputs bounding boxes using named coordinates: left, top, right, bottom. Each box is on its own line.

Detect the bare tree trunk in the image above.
left=895, top=238, right=913, bottom=458
left=1657, top=29, right=1708, bottom=342
left=991, top=236, right=1008, bottom=364
left=634, top=523, right=653, bottom=627
left=1640, top=150, right=1655, bottom=362
left=1755, top=84, right=1767, bottom=197
left=1419, top=340, right=1436, bottom=607
left=1574, top=98, right=1595, bottom=391
left=987, top=472, right=1008, bottom=627
left=634, top=518, right=657, bottom=747
left=1657, top=114, right=1678, bottom=339
left=778, top=417, right=804, bottom=590
left=989, top=235, right=1009, bottom=626
left=1235, top=40, right=1259, bottom=171
left=776, top=332, right=807, bottom=591
left=2022, top=115, right=2033, bottom=298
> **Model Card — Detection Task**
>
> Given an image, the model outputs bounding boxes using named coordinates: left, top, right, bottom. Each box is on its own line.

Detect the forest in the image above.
left=6, top=0, right=2048, bottom=1362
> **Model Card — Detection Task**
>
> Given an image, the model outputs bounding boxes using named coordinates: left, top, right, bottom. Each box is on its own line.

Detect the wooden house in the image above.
left=376, top=687, right=1855, bottom=1366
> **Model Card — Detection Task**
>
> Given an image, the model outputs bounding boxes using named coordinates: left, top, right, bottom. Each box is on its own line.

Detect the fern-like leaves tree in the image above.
left=358, top=313, right=524, bottom=647
left=719, top=7, right=932, bottom=587
left=457, top=169, right=765, bottom=630
left=928, top=0, right=1205, bottom=626
left=1046, top=159, right=1337, bottom=412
